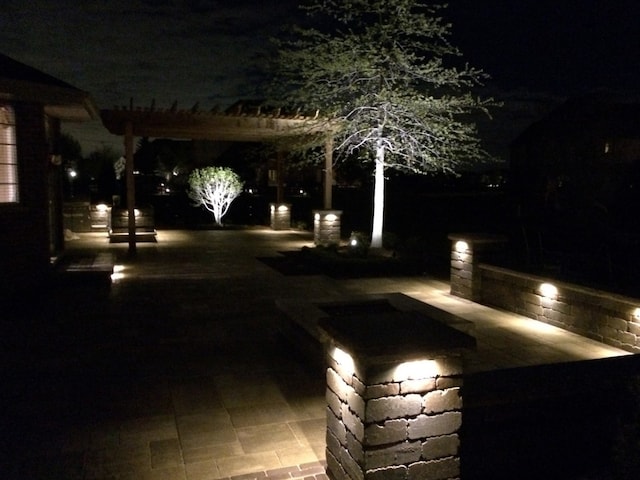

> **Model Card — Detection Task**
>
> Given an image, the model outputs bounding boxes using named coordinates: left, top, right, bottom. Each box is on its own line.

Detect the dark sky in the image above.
left=448, top=0, right=640, bottom=96
left=1, top=0, right=639, bottom=153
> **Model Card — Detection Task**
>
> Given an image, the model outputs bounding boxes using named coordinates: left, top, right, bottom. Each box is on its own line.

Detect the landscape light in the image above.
left=325, top=213, right=338, bottom=222
left=394, top=359, right=440, bottom=381
left=95, top=203, right=108, bottom=212
left=455, top=240, right=469, bottom=253
left=278, top=205, right=289, bottom=212
left=633, top=308, right=640, bottom=321
left=331, top=346, right=355, bottom=374
left=111, top=264, right=125, bottom=281
left=314, top=213, right=320, bottom=221
left=539, top=282, right=558, bottom=299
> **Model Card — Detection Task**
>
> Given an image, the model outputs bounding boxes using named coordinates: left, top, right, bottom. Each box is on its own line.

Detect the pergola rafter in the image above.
left=100, top=100, right=337, bottom=252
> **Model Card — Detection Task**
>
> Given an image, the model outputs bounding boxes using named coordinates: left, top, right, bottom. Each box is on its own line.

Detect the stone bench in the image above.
left=109, top=207, right=157, bottom=242
left=275, top=293, right=474, bottom=370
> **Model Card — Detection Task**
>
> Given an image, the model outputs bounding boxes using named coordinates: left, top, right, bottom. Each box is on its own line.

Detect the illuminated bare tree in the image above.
left=188, top=167, right=243, bottom=226
left=271, top=0, right=493, bottom=248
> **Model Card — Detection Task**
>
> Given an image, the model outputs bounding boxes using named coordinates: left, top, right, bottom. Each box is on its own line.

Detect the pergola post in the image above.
left=276, top=150, right=285, bottom=204
left=324, top=136, right=333, bottom=209
left=124, top=120, right=136, bottom=254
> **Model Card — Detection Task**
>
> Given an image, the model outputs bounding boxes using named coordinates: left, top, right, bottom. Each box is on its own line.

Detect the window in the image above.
left=0, top=105, right=19, bottom=203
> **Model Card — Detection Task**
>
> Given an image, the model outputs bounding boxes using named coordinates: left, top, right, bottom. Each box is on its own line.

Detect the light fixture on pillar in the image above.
left=394, top=359, right=440, bottom=381
left=455, top=240, right=469, bottom=253
left=331, top=346, right=355, bottom=374
left=539, top=282, right=558, bottom=300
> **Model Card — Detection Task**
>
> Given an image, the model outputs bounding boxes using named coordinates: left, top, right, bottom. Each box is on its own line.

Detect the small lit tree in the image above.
left=270, top=0, right=494, bottom=248
left=188, top=166, right=244, bottom=227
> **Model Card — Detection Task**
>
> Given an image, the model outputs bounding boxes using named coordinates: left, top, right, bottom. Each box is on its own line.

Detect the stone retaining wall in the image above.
left=448, top=234, right=640, bottom=354
left=479, top=264, right=640, bottom=353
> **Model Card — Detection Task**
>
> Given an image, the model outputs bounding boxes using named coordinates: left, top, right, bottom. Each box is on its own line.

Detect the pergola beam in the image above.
left=100, top=103, right=338, bottom=252
left=101, top=107, right=333, bottom=142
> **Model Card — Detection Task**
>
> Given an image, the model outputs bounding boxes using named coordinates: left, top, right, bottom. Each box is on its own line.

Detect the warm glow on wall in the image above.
left=539, top=282, right=558, bottom=299
left=111, top=264, right=125, bottom=281
left=331, top=346, right=355, bottom=373
left=394, top=359, right=440, bottom=380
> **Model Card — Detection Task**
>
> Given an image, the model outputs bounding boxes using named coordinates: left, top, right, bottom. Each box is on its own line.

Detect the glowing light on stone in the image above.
left=394, top=359, right=440, bottom=380
left=455, top=240, right=469, bottom=253
left=539, top=282, right=558, bottom=299
left=332, top=346, right=355, bottom=374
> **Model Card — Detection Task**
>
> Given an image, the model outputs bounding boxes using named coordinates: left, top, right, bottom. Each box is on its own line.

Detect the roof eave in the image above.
left=0, top=78, right=99, bottom=121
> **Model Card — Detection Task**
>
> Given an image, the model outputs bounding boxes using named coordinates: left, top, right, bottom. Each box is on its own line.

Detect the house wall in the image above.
left=0, top=102, right=54, bottom=295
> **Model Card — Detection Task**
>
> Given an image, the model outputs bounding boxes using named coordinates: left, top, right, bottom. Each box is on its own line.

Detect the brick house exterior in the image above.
left=0, top=53, right=97, bottom=295
left=508, top=95, right=640, bottom=282
left=510, top=95, right=640, bottom=219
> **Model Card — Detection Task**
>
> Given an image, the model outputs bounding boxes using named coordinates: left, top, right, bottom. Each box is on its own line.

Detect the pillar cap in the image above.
left=319, top=311, right=475, bottom=365
left=448, top=233, right=507, bottom=244
left=313, top=209, right=343, bottom=215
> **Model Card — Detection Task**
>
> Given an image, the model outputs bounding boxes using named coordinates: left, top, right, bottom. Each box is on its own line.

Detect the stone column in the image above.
left=314, top=210, right=342, bottom=246
left=270, top=203, right=291, bottom=230
left=319, top=311, right=475, bottom=480
left=448, top=234, right=507, bottom=302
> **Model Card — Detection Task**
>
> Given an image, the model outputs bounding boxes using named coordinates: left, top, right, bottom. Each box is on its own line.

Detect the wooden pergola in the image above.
left=101, top=102, right=336, bottom=252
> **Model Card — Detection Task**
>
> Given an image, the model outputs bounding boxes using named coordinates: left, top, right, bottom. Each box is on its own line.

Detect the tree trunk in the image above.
left=371, top=145, right=385, bottom=249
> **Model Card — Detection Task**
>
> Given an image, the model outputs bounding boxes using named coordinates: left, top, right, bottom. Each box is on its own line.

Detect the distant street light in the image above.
left=68, top=169, right=77, bottom=198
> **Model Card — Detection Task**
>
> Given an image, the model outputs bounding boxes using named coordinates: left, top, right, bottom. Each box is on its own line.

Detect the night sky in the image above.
left=2, top=0, right=639, bottom=154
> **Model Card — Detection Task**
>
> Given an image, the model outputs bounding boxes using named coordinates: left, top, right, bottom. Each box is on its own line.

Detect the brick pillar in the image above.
left=314, top=210, right=342, bottom=246
left=270, top=203, right=292, bottom=230
left=448, top=234, right=507, bottom=301
left=319, top=311, right=475, bottom=480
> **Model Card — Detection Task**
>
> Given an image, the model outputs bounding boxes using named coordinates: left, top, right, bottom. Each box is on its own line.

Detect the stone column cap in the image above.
left=313, top=209, right=343, bottom=214
left=319, top=311, right=476, bottom=365
left=448, top=233, right=508, bottom=244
